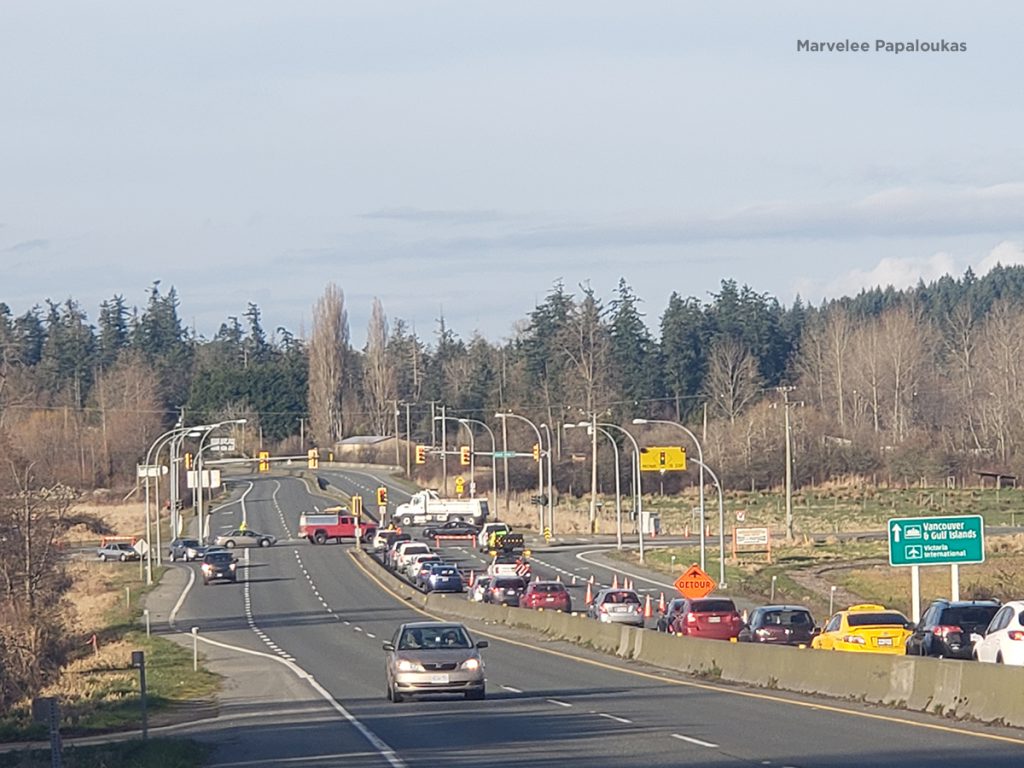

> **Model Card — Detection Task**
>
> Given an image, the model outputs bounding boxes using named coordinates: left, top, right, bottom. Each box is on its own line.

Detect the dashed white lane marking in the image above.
left=597, top=713, right=632, bottom=724
left=367, top=633, right=376, bottom=639
left=547, top=699, right=572, bottom=708
left=270, top=480, right=292, bottom=537
left=355, top=626, right=364, bottom=633
left=672, top=734, right=719, bottom=748
left=244, top=549, right=296, bottom=662
left=501, top=685, right=523, bottom=693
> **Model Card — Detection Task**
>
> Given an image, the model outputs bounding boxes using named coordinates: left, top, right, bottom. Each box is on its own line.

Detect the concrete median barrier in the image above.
left=352, top=549, right=1024, bottom=727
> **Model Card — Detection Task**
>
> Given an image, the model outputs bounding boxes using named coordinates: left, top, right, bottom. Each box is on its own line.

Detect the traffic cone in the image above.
left=589, top=574, right=595, bottom=585
left=626, top=578, right=633, bottom=591
left=585, top=582, right=593, bottom=605
left=644, top=594, right=653, bottom=619
left=572, top=574, right=577, bottom=585
left=468, top=569, right=475, bottom=587
left=658, top=592, right=666, bottom=613
left=742, top=609, right=749, bottom=623
left=612, top=574, right=619, bottom=589
left=556, top=574, right=561, bottom=583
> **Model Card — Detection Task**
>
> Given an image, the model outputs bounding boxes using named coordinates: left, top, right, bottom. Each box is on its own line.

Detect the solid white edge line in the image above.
left=169, top=540, right=406, bottom=768
left=500, top=685, right=523, bottom=693
left=547, top=699, right=572, bottom=708
left=598, top=713, right=632, bottom=724
left=672, top=734, right=719, bottom=748
left=576, top=549, right=676, bottom=590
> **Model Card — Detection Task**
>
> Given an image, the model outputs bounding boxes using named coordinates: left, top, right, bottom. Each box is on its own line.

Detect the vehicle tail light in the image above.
left=599, top=604, right=608, bottom=613
left=687, top=613, right=697, bottom=624
left=932, top=625, right=960, bottom=636
left=842, top=634, right=866, bottom=645
left=1008, top=630, right=1024, bottom=641
left=755, top=628, right=771, bottom=637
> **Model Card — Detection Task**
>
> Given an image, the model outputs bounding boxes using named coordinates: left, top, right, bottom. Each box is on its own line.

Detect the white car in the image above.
left=405, top=553, right=441, bottom=580
left=973, top=600, right=1024, bottom=665
left=468, top=576, right=492, bottom=602
left=394, top=542, right=432, bottom=572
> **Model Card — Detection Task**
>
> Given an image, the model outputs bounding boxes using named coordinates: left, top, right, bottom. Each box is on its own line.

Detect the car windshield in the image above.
left=603, top=591, right=639, bottom=604
left=399, top=626, right=472, bottom=650
left=494, top=578, right=525, bottom=589
left=847, top=612, right=908, bottom=627
left=940, top=606, right=999, bottom=627
left=206, top=553, right=233, bottom=563
left=180, top=539, right=199, bottom=547
left=761, top=610, right=811, bottom=626
left=691, top=599, right=736, bottom=613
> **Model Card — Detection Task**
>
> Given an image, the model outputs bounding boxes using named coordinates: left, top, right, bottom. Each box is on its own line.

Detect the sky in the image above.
left=3, top=2, right=1023, bottom=346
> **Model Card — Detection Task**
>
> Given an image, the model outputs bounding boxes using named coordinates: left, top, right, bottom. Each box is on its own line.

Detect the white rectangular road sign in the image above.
left=186, top=469, right=222, bottom=489
left=209, top=437, right=236, bottom=452
left=735, top=527, right=770, bottom=547
left=136, top=464, right=167, bottom=478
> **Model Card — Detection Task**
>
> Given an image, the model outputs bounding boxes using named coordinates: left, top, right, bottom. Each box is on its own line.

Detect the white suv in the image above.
left=973, top=600, right=1024, bottom=665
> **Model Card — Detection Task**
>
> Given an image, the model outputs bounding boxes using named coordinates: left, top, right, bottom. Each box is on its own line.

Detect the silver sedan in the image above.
left=383, top=622, right=487, bottom=702
left=213, top=529, right=277, bottom=548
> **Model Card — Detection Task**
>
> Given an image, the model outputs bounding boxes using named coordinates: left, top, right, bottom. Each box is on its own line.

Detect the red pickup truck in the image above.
left=299, top=511, right=377, bottom=544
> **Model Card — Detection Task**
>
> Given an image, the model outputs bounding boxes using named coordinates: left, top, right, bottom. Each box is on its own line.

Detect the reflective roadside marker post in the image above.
left=192, top=627, right=199, bottom=672
left=143, top=608, right=150, bottom=637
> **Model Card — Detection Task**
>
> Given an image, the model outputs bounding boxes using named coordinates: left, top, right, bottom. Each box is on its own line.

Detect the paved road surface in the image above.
left=166, top=474, right=1024, bottom=767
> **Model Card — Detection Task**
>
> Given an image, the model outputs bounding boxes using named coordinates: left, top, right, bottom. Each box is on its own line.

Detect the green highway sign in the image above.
left=492, top=451, right=518, bottom=459
left=887, top=515, right=985, bottom=567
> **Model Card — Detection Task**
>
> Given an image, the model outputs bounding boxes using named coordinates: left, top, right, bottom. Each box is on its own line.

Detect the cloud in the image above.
left=3, top=238, right=49, bottom=253
left=361, top=207, right=508, bottom=225
left=977, top=240, right=1024, bottom=273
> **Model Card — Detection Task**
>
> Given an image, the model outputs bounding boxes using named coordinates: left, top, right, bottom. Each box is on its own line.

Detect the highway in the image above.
left=171, top=473, right=1024, bottom=767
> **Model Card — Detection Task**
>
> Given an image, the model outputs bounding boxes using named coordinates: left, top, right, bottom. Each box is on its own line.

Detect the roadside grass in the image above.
left=0, top=738, right=210, bottom=768
left=556, top=485, right=1024, bottom=537
left=0, top=555, right=220, bottom=742
left=612, top=534, right=1024, bottom=620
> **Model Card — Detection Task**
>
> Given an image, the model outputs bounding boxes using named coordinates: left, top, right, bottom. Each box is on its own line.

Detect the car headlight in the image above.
left=461, top=658, right=481, bottom=671
left=396, top=660, right=423, bottom=672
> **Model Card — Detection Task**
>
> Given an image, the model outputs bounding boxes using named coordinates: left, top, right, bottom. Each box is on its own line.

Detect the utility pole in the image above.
left=501, top=415, right=509, bottom=517
left=393, top=401, right=400, bottom=466
left=590, top=410, right=598, bottom=532
left=776, top=386, right=796, bottom=543
left=404, top=402, right=412, bottom=477
left=298, top=417, right=305, bottom=451
left=441, top=404, right=448, bottom=493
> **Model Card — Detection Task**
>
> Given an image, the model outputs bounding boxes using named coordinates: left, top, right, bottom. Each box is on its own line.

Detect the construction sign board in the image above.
left=674, top=564, right=716, bottom=599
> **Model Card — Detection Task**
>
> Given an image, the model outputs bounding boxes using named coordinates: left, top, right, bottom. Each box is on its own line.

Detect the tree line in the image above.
left=3, top=268, right=1024, bottom=496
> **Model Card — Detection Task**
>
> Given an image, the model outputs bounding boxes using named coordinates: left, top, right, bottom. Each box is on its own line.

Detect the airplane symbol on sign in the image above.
left=905, top=545, right=923, bottom=559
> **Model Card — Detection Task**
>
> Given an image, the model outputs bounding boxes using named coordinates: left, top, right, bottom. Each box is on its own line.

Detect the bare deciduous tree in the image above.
left=363, top=298, right=395, bottom=435
left=704, top=337, right=761, bottom=424
left=308, top=283, right=349, bottom=448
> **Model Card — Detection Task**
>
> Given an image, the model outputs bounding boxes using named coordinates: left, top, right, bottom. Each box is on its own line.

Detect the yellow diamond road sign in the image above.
left=639, top=446, right=687, bottom=471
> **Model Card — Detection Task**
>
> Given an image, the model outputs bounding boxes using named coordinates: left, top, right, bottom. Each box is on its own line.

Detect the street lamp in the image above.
left=566, top=423, right=622, bottom=549
left=196, top=419, right=247, bottom=541
left=687, top=456, right=727, bottom=588
left=540, top=423, right=554, bottom=534
left=594, top=422, right=645, bottom=563
left=633, top=418, right=707, bottom=570
left=495, top=412, right=545, bottom=532
left=459, top=419, right=501, bottom=513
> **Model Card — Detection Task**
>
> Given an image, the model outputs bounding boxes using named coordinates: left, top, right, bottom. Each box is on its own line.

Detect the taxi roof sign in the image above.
left=674, top=564, right=716, bottom=599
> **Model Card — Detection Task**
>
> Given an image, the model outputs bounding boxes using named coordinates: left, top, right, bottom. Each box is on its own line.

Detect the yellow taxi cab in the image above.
left=811, top=604, right=913, bottom=654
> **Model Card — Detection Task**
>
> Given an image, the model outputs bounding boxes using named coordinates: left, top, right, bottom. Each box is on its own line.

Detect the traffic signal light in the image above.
left=307, top=448, right=319, bottom=469
left=376, top=486, right=388, bottom=506
left=460, top=445, right=470, bottom=466
left=184, top=452, right=193, bottom=470
left=415, top=445, right=427, bottom=464
left=258, top=451, right=270, bottom=472
left=532, top=443, right=540, bottom=462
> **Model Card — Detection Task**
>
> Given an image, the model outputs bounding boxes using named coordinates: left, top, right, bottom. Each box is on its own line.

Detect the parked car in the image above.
left=468, top=576, right=492, bottom=602
left=213, top=529, right=276, bottom=548
left=383, top=621, right=487, bottom=702
left=973, top=600, right=1024, bottom=665
left=97, top=542, right=139, bottom=562
left=425, top=564, right=464, bottom=593
left=906, top=599, right=1000, bottom=658
left=588, top=589, right=644, bottom=627
left=484, top=576, right=527, bottom=606
left=200, top=550, right=238, bottom=585
left=168, top=538, right=200, bottom=562
left=657, top=598, right=687, bottom=633
left=737, top=605, right=817, bottom=646
left=811, top=604, right=913, bottom=654
left=423, top=520, right=480, bottom=539
left=520, top=581, right=571, bottom=612
left=670, top=598, right=744, bottom=640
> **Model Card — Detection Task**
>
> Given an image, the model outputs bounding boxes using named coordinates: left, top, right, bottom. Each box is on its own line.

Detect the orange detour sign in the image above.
left=674, top=564, right=717, bottom=599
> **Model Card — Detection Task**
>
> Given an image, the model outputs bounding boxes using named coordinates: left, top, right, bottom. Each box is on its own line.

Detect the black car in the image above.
left=423, top=520, right=480, bottom=539
left=906, top=599, right=1000, bottom=658
left=657, top=598, right=687, bottom=632
left=168, top=538, right=200, bottom=562
left=737, top=605, right=817, bottom=646
left=200, top=551, right=238, bottom=585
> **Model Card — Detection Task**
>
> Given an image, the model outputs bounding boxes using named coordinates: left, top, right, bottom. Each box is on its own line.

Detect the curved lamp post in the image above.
left=459, top=418, right=499, bottom=512
left=595, top=422, right=645, bottom=563
left=566, top=423, right=622, bottom=549
left=495, top=412, right=545, bottom=532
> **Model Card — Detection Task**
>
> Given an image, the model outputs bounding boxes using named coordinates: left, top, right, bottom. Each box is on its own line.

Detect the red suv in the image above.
left=669, top=598, right=744, bottom=640
left=521, top=581, right=572, bottom=612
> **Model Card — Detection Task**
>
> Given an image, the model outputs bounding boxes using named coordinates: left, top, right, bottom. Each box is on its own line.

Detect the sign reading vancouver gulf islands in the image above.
left=797, top=39, right=967, bottom=54
left=887, top=515, right=985, bottom=567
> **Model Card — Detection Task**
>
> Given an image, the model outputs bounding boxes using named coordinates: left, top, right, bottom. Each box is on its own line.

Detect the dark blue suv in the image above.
left=906, top=599, right=1000, bottom=658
